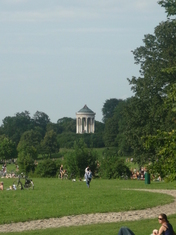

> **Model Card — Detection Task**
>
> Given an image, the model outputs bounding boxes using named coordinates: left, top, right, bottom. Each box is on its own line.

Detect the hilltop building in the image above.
left=76, top=105, right=96, bottom=134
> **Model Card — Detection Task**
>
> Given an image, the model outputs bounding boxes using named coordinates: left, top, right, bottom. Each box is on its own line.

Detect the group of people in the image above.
left=130, top=167, right=147, bottom=180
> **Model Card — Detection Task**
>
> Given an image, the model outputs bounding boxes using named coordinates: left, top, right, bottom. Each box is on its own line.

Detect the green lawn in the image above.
left=0, top=178, right=176, bottom=225
left=2, top=216, right=176, bottom=235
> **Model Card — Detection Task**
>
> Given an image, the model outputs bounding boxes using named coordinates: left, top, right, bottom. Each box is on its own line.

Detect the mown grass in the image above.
left=2, top=215, right=176, bottom=235
left=0, top=178, right=176, bottom=225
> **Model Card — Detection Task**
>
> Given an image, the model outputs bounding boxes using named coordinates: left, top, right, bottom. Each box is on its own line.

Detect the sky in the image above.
left=0, top=0, right=167, bottom=124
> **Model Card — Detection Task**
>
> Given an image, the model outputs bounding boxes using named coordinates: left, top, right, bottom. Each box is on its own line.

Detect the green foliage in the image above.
left=99, top=149, right=131, bottom=179
left=46, top=122, right=63, bottom=134
left=102, top=98, right=122, bottom=123
left=33, top=111, right=50, bottom=137
left=165, top=83, right=176, bottom=112
left=0, top=111, right=33, bottom=146
left=35, top=159, right=59, bottom=177
left=17, top=152, right=35, bottom=174
left=144, top=130, right=176, bottom=180
left=17, top=130, right=41, bottom=173
left=57, top=132, right=78, bottom=148
left=17, top=130, right=42, bottom=155
left=0, top=135, right=17, bottom=160
left=65, top=139, right=97, bottom=177
left=80, top=133, right=105, bottom=148
left=41, top=130, right=60, bottom=158
left=94, top=120, right=105, bottom=133
left=0, top=110, right=105, bottom=157
left=142, top=84, right=176, bottom=181
left=88, top=133, right=105, bottom=148
left=103, top=115, right=119, bottom=147
left=158, top=0, right=176, bottom=16
left=119, top=16, right=176, bottom=165
left=57, top=117, right=76, bottom=133
left=111, top=99, right=133, bottom=156
left=57, top=132, right=105, bottom=149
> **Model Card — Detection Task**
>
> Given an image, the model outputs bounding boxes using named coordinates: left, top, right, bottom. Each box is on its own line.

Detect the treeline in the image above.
left=0, top=111, right=106, bottom=177
left=0, top=109, right=131, bottom=179
left=0, top=111, right=105, bottom=158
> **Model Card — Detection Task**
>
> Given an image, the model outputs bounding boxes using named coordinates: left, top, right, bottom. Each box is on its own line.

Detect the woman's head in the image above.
left=158, top=214, right=169, bottom=223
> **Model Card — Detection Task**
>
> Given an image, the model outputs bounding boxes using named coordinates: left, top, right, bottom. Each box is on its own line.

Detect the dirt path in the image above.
left=0, top=189, right=176, bottom=233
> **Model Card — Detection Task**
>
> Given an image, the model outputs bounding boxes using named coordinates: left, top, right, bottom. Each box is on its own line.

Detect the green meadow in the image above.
left=2, top=217, right=176, bottom=235
left=1, top=178, right=176, bottom=235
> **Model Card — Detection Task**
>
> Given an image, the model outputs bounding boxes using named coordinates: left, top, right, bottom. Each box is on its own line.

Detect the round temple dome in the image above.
left=77, top=105, right=95, bottom=114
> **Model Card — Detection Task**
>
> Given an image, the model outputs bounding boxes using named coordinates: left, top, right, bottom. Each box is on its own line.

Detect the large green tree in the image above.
left=17, top=130, right=42, bottom=157
left=0, top=135, right=17, bottom=160
left=0, top=111, right=33, bottom=146
left=114, top=99, right=132, bottom=156
left=144, top=83, right=176, bottom=181
left=57, top=117, right=76, bottom=133
left=33, top=111, right=50, bottom=137
left=120, top=2, right=176, bottom=165
left=102, top=99, right=122, bottom=123
left=65, top=139, right=97, bottom=177
left=103, top=115, right=119, bottom=147
left=17, top=130, right=42, bottom=173
left=41, top=130, right=60, bottom=158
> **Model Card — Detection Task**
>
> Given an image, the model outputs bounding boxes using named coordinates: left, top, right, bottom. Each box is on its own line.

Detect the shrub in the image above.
left=99, top=153, right=131, bottom=179
left=35, top=159, right=58, bottom=177
left=65, top=139, right=98, bottom=177
left=17, top=152, right=35, bottom=174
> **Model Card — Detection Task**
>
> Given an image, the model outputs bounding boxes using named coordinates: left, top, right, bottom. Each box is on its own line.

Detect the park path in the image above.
left=0, top=189, right=176, bottom=233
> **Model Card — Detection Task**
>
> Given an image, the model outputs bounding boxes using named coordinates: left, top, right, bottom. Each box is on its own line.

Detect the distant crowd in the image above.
left=130, top=167, right=147, bottom=180
left=130, top=167, right=161, bottom=181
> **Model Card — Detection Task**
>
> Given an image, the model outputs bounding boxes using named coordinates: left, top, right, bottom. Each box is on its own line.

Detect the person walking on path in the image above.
left=152, top=213, right=175, bottom=235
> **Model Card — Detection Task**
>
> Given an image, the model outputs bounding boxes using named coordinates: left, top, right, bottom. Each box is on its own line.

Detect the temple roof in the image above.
left=77, top=105, right=95, bottom=114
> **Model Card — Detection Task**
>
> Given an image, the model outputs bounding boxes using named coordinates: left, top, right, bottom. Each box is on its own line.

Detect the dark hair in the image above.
left=160, top=214, right=169, bottom=223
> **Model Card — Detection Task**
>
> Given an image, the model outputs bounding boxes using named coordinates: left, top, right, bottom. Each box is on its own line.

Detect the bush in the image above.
left=65, top=139, right=98, bottom=177
left=35, top=159, right=58, bottom=177
left=99, top=151, right=131, bottom=179
left=17, top=152, right=35, bottom=174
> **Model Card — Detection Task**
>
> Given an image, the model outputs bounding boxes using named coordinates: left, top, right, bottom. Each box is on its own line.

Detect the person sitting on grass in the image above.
left=152, top=213, right=175, bottom=235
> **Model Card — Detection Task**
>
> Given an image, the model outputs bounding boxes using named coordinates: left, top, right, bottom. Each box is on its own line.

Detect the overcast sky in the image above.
left=0, top=0, right=167, bottom=124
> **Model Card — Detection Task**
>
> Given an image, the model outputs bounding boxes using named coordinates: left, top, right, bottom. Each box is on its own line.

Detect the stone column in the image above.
left=76, top=117, right=78, bottom=133
left=91, top=118, right=95, bottom=133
